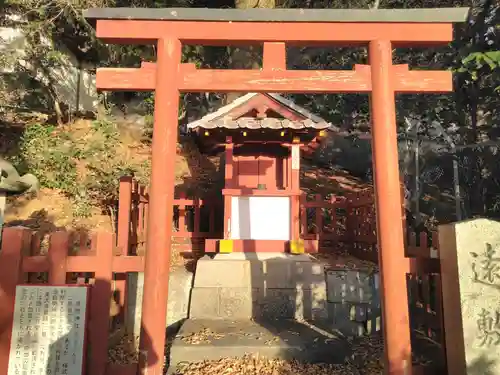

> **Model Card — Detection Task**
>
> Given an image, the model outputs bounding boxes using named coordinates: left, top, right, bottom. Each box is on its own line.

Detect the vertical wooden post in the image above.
left=178, top=193, right=186, bottom=234
left=330, top=195, right=338, bottom=239
left=299, top=195, right=307, bottom=237
left=194, top=201, right=201, bottom=236
left=290, top=143, right=301, bottom=240
left=117, top=176, right=133, bottom=254
left=0, top=227, right=29, bottom=375
left=224, top=137, right=234, bottom=187
left=143, top=186, right=150, bottom=238
left=88, top=232, right=114, bottom=375
left=263, top=42, right=286, bottom=70
left=48, top=231, right=69, bottom=284
left=290, top=143, right=300, bottom=192
left=140, top=36, right=181, bottom=375
left=117, top=176, right=132, bottom=329
left=315, top=194, right=323, bottom=237
left=138, top=185, right=147, bottom=237
left=369, top=39, right=412, bottom=375
left=131, top=179, right=139, bottom=249
left=224, top=137, right=234, bottom=239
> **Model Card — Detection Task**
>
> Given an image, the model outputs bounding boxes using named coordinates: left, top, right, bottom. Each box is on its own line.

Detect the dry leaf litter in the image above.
left=107, top=329, right=389, bottom=375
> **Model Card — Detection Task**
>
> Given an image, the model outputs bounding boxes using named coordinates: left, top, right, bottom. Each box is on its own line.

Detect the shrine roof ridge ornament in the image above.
left=84, top=7, right=469, bottom=24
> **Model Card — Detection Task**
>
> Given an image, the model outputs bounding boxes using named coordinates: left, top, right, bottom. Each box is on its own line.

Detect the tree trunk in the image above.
left=225, top=0, right=276, bottom=104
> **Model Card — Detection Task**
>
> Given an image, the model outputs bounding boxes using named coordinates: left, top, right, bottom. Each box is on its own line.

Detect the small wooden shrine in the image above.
left=187, top=93, right=330, bottom=252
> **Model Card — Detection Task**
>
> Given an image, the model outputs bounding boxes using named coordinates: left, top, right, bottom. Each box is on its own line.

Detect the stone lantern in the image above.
left=0, top=158, right=39, bottom=240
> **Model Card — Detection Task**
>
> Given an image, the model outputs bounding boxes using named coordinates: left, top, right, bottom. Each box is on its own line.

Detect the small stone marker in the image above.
left=7, top=285, right=89, bottom=375
left=440, top=219, right=500, bottom=375
left=326, top=269, right=375, bottom=303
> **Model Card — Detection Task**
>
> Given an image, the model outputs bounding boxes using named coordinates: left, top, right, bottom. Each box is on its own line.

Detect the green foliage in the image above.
left=458, top=51, right=500, bottom=91
left=19, top=123, right=78, bottom=192
left=18, top=121, right=150, bottom=217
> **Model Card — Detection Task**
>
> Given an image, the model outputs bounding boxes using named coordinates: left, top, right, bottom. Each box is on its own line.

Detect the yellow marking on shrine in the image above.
left=219, top=239, right=233, bottom=253
left=290, top=239, right=304, bottom=255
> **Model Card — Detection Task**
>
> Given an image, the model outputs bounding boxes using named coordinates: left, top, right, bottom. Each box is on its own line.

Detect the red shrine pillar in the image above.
left=139, top=36, right=181, bottom=375
left=224, top=137, right=234, bottom=239
left=369, top=40, right=412, bottom=375
left=290, top=143, right=301, bottom=240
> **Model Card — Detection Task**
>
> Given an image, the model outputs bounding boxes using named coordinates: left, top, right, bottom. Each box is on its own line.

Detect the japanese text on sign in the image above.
left=476, top=307, right=500, bottom=347
left=7, top=286, right=88, bottom=375
left=471, top=243, right=500, bottom=286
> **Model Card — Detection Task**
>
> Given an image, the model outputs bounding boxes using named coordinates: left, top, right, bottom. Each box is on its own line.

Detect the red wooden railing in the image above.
left=299, top=194, right=349, bottom=241
left=298, top=187, right=445, bottom=371
left=117, top=176, right=221, bottom=256
left=0, top=227, right=141, bottom=375
left=298, top=189, right=376, bottom=257
left=406, top=231, right=446, bottom=372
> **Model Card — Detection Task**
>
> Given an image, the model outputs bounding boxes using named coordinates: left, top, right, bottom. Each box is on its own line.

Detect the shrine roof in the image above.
left=187, top=93, right=331, bottom=131
left=85, top=7, right=469, bottom=24
left=190, top=117, right=331, bottom=130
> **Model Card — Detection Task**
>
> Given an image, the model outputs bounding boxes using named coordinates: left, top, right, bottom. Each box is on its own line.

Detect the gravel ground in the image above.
left=108, top=331, right=386, bottom=375
left=108, top=329, right=436, bottom=375
left=172, top=355, right=366, bottom=375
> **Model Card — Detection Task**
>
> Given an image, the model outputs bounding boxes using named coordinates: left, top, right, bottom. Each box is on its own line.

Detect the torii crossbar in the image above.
left=85, top=7, right=469, bottom=375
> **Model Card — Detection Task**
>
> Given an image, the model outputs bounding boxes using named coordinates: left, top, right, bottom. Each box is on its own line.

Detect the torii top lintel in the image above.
left=85, top=7, right=469, bottom=46
left=86, top=7, right=469, bottom=94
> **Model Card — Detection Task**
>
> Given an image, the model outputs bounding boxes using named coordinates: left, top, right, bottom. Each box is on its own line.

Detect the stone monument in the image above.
left=440, top=218, right=500, bottom=375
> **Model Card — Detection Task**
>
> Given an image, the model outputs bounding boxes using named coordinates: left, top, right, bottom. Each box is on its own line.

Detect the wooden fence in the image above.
left=407, top=231, right=446, bottom=373
left=0, top=227, right=141, bottom=375
left=299, top=189, right=376, bottom=258
left=299, top=194, right=349, bottom=241
left=117, top=176, right=221, bottom=257
left=299, top=188, right=446, bottom=371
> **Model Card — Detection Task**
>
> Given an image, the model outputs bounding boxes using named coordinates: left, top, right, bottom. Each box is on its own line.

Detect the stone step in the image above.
left=168, top=318, right=358, bottom=373
left=167, top=319, right=443, bottom=375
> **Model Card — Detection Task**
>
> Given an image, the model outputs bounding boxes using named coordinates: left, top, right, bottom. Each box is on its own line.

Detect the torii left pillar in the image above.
left=139, top=36, right=181, bottom=375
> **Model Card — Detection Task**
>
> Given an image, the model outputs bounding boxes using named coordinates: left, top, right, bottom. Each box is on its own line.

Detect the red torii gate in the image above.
left=85, top=7, right=468, bottom=375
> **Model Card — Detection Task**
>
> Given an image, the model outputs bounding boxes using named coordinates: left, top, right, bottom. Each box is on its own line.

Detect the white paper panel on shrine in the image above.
left=8, top=285, right=88, bottom=375
left=230, top=196, right=290, bottom=240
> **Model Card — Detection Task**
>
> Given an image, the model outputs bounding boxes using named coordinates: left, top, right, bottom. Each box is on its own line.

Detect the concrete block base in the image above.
left=126, top=267, right=194, bottom=338
left=189, top=253, right=381, bottom=337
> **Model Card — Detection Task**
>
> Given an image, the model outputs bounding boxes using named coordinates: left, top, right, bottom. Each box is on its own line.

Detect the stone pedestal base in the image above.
left=189, top=253, right=381, bottom=337
left=126, top=268, right=193, bottom=338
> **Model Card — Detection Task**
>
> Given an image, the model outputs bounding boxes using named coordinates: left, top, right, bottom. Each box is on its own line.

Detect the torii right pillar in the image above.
left=369, top=40, right=412, bottom=375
